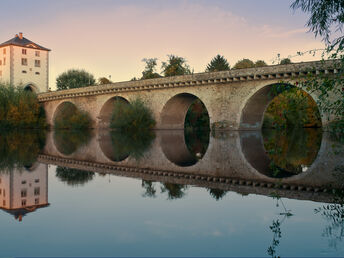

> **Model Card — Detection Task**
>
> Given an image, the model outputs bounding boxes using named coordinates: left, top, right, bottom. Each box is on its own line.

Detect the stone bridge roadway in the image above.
left=38, top=130, right=344, bottom=203
left=38, top=60, right=340, bottom=129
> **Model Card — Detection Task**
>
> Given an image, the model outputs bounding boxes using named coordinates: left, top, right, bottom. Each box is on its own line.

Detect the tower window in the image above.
left=35, top=51, right=40, bottom=57
left=22, top=70, right=27, bottom=74
left=35, top=72, right=40, bottom=75
left=35, top=60, right=40, bottom=67
left=22, top=49, right=27, bottom=55
left=34, top=187, right=40, bottom=195
left=21, top=189, right=27, bottom=198
left=3, top=48, right=6, bottom=54
left=21, top=58, right=27, bottom=66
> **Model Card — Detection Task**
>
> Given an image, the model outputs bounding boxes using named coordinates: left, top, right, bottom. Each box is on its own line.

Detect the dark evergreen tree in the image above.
left=205, top=54, right=230, bottom=72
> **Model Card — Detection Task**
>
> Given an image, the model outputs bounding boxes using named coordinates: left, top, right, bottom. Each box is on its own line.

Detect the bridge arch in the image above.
left=99, top=96, right=130, bottom=128
left=160, top=93, right=210, bottom=129
left=239, top=83, right=321, bottom=130
left=53, top=101, right=78, bottom=128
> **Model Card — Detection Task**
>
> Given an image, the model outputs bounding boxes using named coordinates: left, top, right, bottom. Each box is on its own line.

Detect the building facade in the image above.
left=0, top=32, right=50, bottom=93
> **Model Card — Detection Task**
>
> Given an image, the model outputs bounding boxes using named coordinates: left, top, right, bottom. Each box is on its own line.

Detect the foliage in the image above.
left=280, top=58, right=292, bottom=64
left=233, top=58, right=255, bottom=69
left=160, top=183, right=188, bottom=200
left=55, top=166, right=95, bottom=187
left=255, top=60, right=267, bottom=67
left=141, top=58, right=162, bottom=79
left=109, top=130, right=155, bottom=161
left=110, top=98, right=156, bottom=132
left=53, top=130, right=92, bottom=155
left=291, top=0, right=344, bottom=49
left=291, top=0, right=344, bottom=134
left=0, top=84, right=47, bottom=129
left=262, top=128, right=322, bottom=177
left=161, top=55, right=192, bottom=77
left=56, top=69, right=96, bottom=90
left=185, top=99, right=210, bottom=130
left=263, top=86, right=321, bottom=129
left=141, top=180, right=157, bottom=198
left=98, top=77, right=112, bottom=85
left=54, top=102, right=92, bottom=129
left=207, top=188, right=227, bottom=201
left=0, top=130, right=46, bottom=171
left=205, top=54, right=230, bottom=72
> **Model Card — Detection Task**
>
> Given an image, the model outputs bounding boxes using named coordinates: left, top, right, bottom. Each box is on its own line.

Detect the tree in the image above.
left=205, top=54, right=230, bottom=72
left=255, top=60, right=267, bottom=67
left=141, top=58, right=162, bottom=79
left=56, top=69, right=95, bottom=90
left=98, top=77, right=112, bottom=85
left=161, top=55, right=191, bottom=77
left=291, top=0, right=344, bottom=50
left=280, top=58, right=292, bottom=65
left=233, top=58, right=255, bottom=69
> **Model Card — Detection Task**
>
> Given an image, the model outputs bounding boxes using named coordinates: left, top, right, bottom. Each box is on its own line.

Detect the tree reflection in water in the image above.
left=55, top=166, right=95, bottom=187
left=53, top=130, right=92, bottom=156
left=184, top=128, right=210, bottom=160
left=0, top=130, right=46, bottom=171
left=141, top=180, right=188, bottom=200
left=207, top=188, right=228, bottom=201
left=262, top=128, right=322, bottom=177
left=109, top=130, right=155, bottom=161
left=267, top=195, right=293, bottom=258
left=315, top=166, right=344, bottom=249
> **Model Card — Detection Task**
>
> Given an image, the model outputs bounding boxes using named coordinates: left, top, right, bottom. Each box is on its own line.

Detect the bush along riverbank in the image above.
left=110, top=98, right=156, bottom=132
left=54, top=102, right=92, bottom=129
left=0, top=84, right=47, bottom=129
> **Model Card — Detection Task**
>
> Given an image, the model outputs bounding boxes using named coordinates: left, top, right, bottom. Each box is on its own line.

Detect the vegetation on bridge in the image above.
left=54, top=102, right=92, bottom=129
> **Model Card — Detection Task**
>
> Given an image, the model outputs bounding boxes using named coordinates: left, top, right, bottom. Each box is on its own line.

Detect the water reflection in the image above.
left=207, top=188, right=228, bottom=201
left=141, top=180, right=189, bottom=200
left=99, top=130, right=155, bottom=161
left=0, top=130, right=45, bottom=170
left=55, top=166, right=95, bottom=187
left=54, top=129, right=92, bottom=156
left=161, top=129, right=209, bottom=167
left=241, top=128, right=322, bottom=178
left=0, top=163, right=49, bottom=221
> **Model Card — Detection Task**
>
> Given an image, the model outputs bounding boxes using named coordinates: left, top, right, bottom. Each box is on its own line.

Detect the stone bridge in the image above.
left=38, top=60, right=339, bottom=130
left=38, top=130, right=344, bottom=203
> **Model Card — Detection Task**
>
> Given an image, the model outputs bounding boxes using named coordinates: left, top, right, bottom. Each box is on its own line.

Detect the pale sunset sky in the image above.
left=0, top=0, right=325, bottom=90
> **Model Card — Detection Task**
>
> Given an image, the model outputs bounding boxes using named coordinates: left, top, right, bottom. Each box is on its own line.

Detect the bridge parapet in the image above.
left=38, top=60, right=339, bottom=102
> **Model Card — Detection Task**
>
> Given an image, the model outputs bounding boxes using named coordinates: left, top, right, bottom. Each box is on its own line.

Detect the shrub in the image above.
left=110, top=98, right=155, bottom=131
left=0, top=84, right=47, bottom=129
left=54, top=102, right=92, bottom=129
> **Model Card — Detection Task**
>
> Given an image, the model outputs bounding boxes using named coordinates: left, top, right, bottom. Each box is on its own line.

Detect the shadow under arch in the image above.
left=160, top=130, right=210, bottom=167
left=99, top=96, right=130, bottom=128
left=24, top=83, right=39, bottom=93
left=160, top=93, right=210, bottom=129
left=239, top=129, right=322, bottom=178
left=239, top=83, right=322, bottom=130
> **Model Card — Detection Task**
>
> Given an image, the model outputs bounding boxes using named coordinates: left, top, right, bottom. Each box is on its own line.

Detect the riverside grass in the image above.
left=0, top=84, right=46, bottom=129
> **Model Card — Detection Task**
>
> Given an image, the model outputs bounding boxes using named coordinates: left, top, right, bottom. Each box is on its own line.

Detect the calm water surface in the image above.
left=0, top=129, right=343, bottom=257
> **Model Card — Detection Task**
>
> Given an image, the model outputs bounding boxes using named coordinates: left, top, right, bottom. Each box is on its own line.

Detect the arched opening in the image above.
left=24, top=84, right=38, bottom=93
left=161, top=93, right=210, bottom=130
left=53, top=102, right=77, bottom=127
left=53, top=101, right=91, bottom=129
left=99, top=96, right=130, bottom=128
left=240, top=83, right=322, bottom=130
left=99, top=130, right=130, bottom=162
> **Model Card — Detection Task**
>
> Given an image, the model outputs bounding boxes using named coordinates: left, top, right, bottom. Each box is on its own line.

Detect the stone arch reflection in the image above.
left=53, top=130, right=92, bottom=156
left=240, top=83, right=322, bottom=130
left=240, top=128, right=322, bottom=178
left=161, top=130, right=209, bottom=167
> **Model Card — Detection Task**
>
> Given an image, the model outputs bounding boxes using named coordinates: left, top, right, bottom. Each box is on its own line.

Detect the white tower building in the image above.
left=0, top=32, right=50, bottom=93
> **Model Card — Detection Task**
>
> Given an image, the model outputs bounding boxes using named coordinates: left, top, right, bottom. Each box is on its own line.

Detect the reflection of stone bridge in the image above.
left=38, top=130, right=344, bottom=203
left=38, top=60, right=339, bottom=129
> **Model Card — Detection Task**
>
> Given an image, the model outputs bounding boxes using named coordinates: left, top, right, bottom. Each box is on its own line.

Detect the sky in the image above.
left=0, top=0, right=326, bottom=90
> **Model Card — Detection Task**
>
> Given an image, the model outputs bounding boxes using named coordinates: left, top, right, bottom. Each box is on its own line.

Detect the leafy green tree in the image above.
left=56, top=69, right=96, bottom=90
left=56, top=167, right=95, bottom=187
left=98, top=77, right=112, bottom=85
left=280, top=58, right=292, bottom=65
left=141, top=58, right=162, bottom=79
left=233, top=58, right=255, bottom=69
left=255, top=60, right=267, bottom=67
left=205, top=54, right=230, bottom=72
left=161, top=55, right=191, bottom=77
